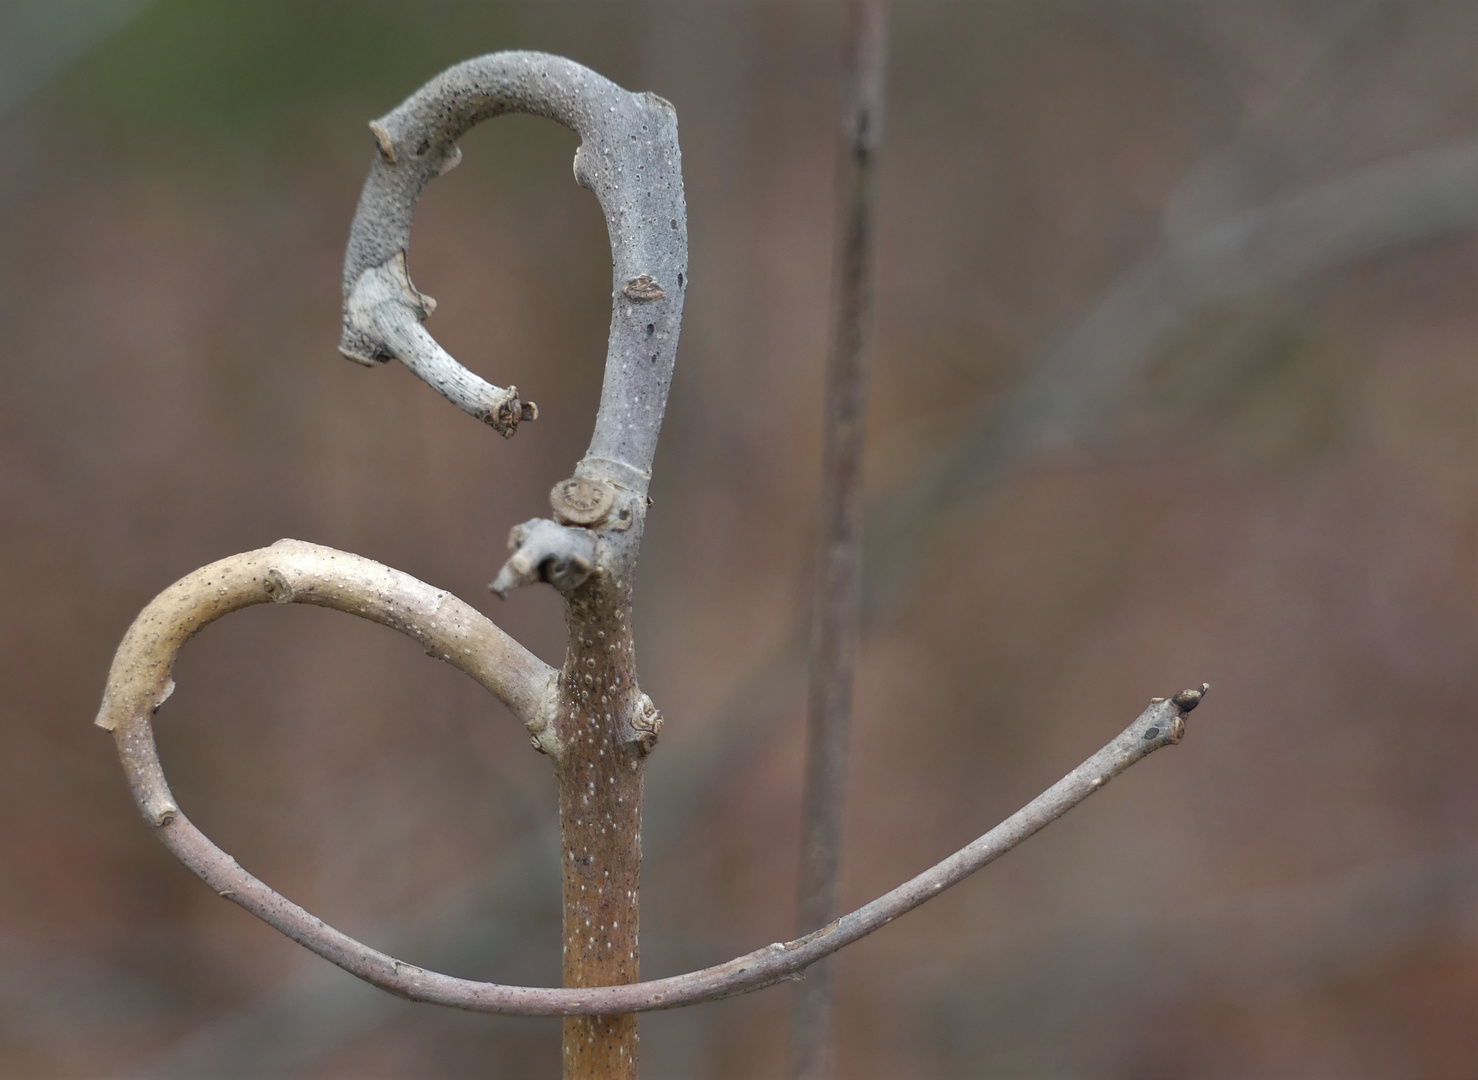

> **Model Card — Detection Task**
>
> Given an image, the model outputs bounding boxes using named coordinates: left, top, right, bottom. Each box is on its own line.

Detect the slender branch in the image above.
left=345, top=254, right=536, bottom=434
left=791, top=3, right=886, bottom=1077
left=104, top=618, right=1206, bottom=1017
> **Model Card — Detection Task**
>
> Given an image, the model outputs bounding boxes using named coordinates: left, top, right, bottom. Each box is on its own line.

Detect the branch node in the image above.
left=550, top=476, right=616, bottom=528
left=436, top=144, right=463, bottom=177
left=625, top=693, right=663, bottom=755
left=621, top=275, right=666, bottom=302
left=490, top=387, right=531, bottom=438
left=527, top=674, right=566, bottom=758
left=489, top=519, right=598, bottom=598
left=263, top=568, right=294, bottom=603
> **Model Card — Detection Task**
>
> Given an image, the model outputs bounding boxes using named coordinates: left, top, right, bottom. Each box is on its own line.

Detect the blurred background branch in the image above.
left=790, top=2, right=886, bottom=1076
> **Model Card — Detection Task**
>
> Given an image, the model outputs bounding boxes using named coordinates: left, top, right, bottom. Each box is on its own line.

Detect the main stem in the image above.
left=556, top=571, right=644, bottom=1079
left=789, top=2, right=886, bottom=1078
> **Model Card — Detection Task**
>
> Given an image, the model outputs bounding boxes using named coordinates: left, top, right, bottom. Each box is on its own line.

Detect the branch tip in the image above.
left=1172, top=683, right=1210, bottom=712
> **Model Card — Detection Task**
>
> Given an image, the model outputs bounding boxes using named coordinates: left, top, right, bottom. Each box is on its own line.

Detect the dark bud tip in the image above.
left=1172, top=683, right=1210, bottom=712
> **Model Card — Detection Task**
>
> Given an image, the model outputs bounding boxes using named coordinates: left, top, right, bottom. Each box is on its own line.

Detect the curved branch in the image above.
left=340, top=49, right=688, bottom=464
left=96, top=538, right=556, bottom=825
left=103, top=669, right=1205, bottom=1015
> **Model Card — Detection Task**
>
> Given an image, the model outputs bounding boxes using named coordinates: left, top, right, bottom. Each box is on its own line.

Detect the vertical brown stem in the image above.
left=789, top=2, right=888, bottom=1078
left=557, top=574, right=644, bottom=1079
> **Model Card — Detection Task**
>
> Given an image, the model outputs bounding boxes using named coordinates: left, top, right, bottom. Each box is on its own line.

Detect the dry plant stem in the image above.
left=338, top=52, right=687, bottom=1078
left=98, top=562, right=1205, bottom=1016
left=791, top=3, right=886, bottom=1077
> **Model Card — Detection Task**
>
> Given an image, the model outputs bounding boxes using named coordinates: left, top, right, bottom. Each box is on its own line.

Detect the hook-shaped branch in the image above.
left=341, top=50, right=687, bottom=459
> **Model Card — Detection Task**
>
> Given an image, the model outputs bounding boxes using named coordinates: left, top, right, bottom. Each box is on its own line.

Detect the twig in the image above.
left=98, top=571, right=1205, bottom=1016
left=791, top=2, right=886, bottom=1077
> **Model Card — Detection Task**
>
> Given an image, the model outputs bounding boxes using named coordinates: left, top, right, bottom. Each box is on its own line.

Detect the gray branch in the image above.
left=344, top=253, right=535, bottom=435
left=339, top=49, right=687, bottom=462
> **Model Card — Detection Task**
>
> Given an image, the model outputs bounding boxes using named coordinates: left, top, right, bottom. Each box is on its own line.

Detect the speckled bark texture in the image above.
left=554, top=574, right=646, bottom=1077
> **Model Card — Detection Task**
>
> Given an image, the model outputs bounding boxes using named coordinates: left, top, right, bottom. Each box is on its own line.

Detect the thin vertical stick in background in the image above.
left=789, top=3, right=887, bottom=1078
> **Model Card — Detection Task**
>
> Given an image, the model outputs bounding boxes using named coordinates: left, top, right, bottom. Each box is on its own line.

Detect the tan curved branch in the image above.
left=96, top=538, right=556, bottom=825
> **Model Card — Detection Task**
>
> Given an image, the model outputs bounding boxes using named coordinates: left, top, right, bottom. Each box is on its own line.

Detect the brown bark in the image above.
left=555, top=577, right=645, bottom=1078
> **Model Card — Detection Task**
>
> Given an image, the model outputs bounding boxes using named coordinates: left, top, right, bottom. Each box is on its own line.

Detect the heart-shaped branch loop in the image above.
left=340, top=50, right=687, bottom=461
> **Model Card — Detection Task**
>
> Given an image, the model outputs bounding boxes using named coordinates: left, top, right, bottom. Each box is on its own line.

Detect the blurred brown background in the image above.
left=1, top=2, right=1474, bottom=1077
